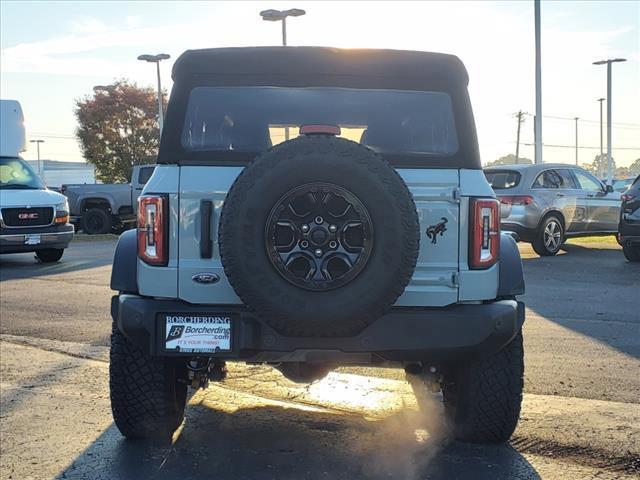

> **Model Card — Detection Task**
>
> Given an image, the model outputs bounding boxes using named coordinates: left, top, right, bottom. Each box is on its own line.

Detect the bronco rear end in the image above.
left=109, top=47, right=525, bottom=444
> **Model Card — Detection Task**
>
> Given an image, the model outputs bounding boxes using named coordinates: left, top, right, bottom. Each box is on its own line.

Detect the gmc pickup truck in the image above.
left=62, top=164, right=155, bottom=234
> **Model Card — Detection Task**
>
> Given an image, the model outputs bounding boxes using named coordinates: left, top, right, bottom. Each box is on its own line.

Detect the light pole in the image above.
left=574, top=117, right=579, bottom=165
left=30, top=139, right=45, bottom=176
left=593, top=58, right=627, bottom=185
left=534, top=0, right=543, bottom=164
left=137, top=53, right=170, bottom=137
left=93, top=85, right=114, bottom=94
left=597, top=97, right=605, bottom=177
left=260, top=8, right=306, bottom=46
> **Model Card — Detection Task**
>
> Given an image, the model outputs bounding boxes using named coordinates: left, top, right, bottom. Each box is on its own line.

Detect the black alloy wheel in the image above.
left=82, top=208, right=113, bottom=235
left=266, top=182, right=374, bottom=291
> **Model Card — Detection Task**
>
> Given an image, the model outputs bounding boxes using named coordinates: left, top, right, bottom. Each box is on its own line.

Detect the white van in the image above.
left=0, top=100, right=73, bottom=262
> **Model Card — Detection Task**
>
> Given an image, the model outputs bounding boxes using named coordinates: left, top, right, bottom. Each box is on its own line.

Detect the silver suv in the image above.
left=109, top=47, right=526, bottom=445
left=485, top=164, right=621, bottom=256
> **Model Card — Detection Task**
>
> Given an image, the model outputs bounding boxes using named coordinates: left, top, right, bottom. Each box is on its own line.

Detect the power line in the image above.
left=520, top=142, right=640, bottom=150
left=521, top=112, right=640, bottom=127
left=30, top=133, right=76, bottom=139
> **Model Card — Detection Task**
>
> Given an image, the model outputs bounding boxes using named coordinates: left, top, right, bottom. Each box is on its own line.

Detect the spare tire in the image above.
left=219, top=135, right=419, bottom=337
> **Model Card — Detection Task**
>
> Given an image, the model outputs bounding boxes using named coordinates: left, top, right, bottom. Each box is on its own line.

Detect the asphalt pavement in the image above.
left=1, top=236, right=638, bottom=402
left=1, top=236, right=639, bottom=479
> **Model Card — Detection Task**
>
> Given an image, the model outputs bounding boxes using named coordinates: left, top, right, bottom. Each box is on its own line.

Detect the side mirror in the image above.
left=605, top=184, right=614, bottom=193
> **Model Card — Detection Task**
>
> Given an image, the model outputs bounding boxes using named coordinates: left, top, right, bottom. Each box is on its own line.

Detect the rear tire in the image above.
left=532, top=215, right=564, bottom=256
left=442, top=332, right=524, bottom=444
left=82, top=208, right=112, bottom=235
left=622, top=244, right=640, bottom=262
left=109, top=323, right=188, bottom=440
left=35, top=248, right=64, bottom=263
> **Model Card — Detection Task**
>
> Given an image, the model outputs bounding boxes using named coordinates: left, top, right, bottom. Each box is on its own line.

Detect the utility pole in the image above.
left=515, top=111, right=525, bottom=164
left=30, top=139, right=45, bottom=176
left=593, top=58, right=627, bottom=185
left=534, top=0, right=543, bottom=164
left=597, top=98, right=605, bottom=177
left=574, top=117, right=579, bottom=165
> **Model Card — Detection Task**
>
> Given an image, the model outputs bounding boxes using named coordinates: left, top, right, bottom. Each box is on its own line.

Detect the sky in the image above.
left=1, top=0, right=639, bottom=167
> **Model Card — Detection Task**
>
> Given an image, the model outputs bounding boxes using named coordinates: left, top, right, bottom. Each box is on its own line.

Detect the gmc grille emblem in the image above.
left=18, top=212, right=39, bottom=220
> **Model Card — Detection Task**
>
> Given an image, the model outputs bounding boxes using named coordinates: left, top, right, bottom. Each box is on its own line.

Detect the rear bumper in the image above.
left=111, top=294, right=525, bottom=364
left=619, top=220, right=640, bottom=246
left=619, top=234, right=640, bottom=246
left=501, top=222, right=536, bottom=243
left=0, top=224, right=74, bottom=253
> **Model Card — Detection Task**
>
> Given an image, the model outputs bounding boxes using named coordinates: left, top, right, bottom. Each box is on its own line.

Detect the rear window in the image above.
left=484, top=170, right=521, bottom=190
left=181, top=87, right=459, bottom=156
left=137, top=166, right=155, bottom=185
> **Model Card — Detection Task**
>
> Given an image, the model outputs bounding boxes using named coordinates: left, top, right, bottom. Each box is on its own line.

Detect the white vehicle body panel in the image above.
left=139, top=165, right=498, bottom=305
left=0, top=100, right=26, bottom=157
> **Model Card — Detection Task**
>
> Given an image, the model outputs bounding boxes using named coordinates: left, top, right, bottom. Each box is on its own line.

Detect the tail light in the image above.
left=499, top=195, right=533, bottom=206
left=138, top=195, right=168, bottom=266
left=470, top=198, right=500, bottom=269
left=621, top=194, right=636, bottom=202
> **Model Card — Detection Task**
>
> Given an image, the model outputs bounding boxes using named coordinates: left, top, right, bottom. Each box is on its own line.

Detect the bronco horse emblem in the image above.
left=426, top=217, right=448, bottom=244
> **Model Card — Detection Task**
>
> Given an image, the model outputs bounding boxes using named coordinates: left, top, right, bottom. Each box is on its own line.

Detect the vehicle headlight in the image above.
left=55, top=200, right=70, bottom=223
left=55, top=200, right=69, bottom=213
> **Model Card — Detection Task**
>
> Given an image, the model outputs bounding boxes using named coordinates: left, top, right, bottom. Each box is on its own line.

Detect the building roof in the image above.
left=171, top=47, right=468, bottom=87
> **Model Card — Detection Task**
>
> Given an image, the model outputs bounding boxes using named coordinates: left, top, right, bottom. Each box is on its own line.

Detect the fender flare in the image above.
left=110, top=229, right=138, bottom=293
left=498, top=233, right=525, bottom=297
left=79, top=194, right=117, bottom=213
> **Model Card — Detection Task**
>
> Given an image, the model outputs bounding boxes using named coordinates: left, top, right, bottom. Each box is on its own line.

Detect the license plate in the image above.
left=24, top=234, right=41, bottom=245
left=164, top=314, right=232, bottom=353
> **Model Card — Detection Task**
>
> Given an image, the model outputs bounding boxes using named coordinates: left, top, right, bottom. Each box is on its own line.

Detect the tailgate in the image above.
left=177, top=166, right=459, bottom=307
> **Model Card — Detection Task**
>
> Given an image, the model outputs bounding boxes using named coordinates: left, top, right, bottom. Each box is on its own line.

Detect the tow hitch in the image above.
left=186, top=358, right=227, bottom=389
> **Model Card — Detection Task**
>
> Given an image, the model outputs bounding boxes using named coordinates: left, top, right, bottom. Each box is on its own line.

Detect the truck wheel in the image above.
left=442, top=332, right=524, bottom=443
left=109, top=323, right=188, bottom=440
left=82, top=208, right=113, bottom=235
left=622, top=244, right=640, bottom=262
left=35, top=248, right=64, bottom=263
left=219, top=135, right=420, bottom=337
left=532, top=214, right=564, bottom=256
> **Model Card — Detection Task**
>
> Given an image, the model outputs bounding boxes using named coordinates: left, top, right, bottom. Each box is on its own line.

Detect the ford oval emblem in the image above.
left=192, top=273, right=220, bottom=284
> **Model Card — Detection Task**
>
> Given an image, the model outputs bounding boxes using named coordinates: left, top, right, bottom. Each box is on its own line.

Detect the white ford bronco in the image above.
left=109, top=47, right=526, bottom=444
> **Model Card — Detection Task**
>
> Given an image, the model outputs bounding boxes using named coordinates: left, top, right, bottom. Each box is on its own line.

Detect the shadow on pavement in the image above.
left=0, top=240, right=115, bottom=281
left=57, top=403, right=541, bottom=480
left=521, top=241, right=640, bottom=359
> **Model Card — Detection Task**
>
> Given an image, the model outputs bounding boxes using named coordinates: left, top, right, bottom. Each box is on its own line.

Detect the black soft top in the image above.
left=160, top=47, right=481, bottom=169
left=172, top=47, right=468, bottom=88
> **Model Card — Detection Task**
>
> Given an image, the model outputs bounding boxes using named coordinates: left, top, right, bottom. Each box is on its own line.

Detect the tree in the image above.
left=628, top=158, right=640, bottom=177
left=583, top=154, right=615, bottom=179
left=485, top=154, right=533, bottom=167
left=615, top=166, right=630, bottom=178
left=75, top=80, right=165, bottom=183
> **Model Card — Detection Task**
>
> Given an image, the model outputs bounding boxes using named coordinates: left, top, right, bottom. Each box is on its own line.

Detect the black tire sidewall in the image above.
left=622, top=244, right=640, bottom=262
left=219, top=136, right=419, bottom=336
left=83, top=208, right=112, bottom=235
left=35, top=248, right=64, bottom=263
left=534, top=215, right=564, bottom=256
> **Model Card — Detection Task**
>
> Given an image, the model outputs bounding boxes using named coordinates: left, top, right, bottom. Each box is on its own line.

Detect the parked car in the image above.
left=0, top=100, right=73, bottom=262
left=61, top=164, right=155, bottom=234
left=618, top=175, right=640, bottom=262
left=613, top=177, right=636, bottom=193
left=109, top=47, right=526, bottom=445
left=484, top=163, right=620, bottom=256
